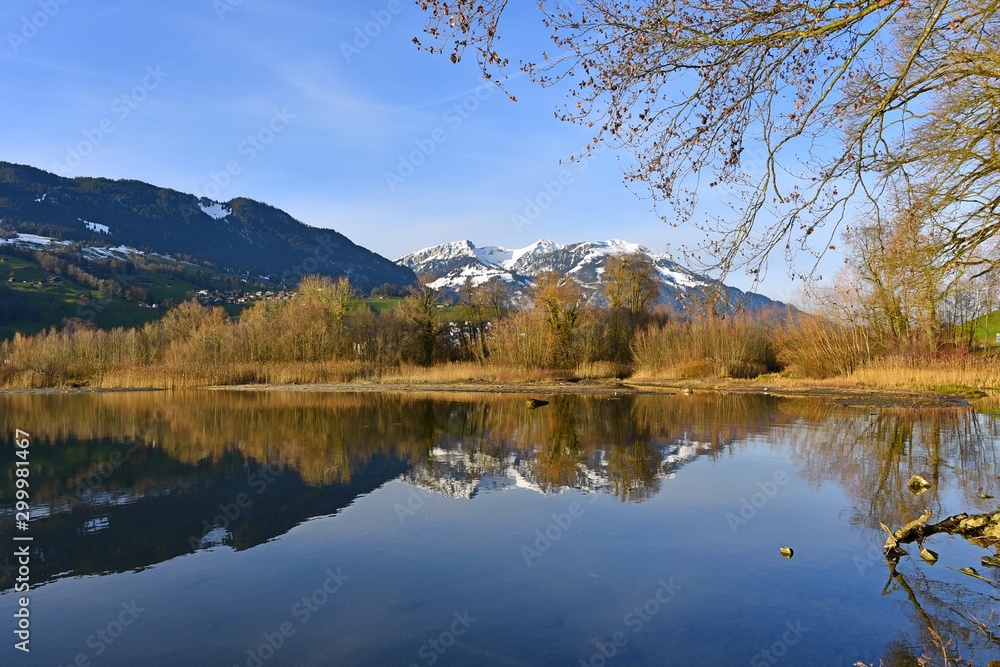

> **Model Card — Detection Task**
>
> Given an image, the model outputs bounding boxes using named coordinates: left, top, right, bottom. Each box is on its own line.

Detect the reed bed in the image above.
left=3, top=289, right=1000, bottom=394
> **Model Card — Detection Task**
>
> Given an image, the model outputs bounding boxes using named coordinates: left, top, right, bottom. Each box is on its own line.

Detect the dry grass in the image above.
left=375, top=361, right=555, bottom=385
left=573, top=361, right=630, bottom=380
left=6, top=291, right=1000, bottom=395
left=93, top=360, right=369, bottom=389
left=847, top=355, right=1000, bottom=393
left=774, top=314, right=877, bottom=378
left=631, top=316, right=777, bottom=380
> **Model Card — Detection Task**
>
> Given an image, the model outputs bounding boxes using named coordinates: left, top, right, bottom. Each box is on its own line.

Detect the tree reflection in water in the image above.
left=0, top=390, right=998, bottom=664
left=779, top=405, right=1000, bottom=666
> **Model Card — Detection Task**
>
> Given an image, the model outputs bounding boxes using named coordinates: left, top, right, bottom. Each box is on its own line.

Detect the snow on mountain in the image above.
left=426, top=264, right=517, bottom=290
left=82, top=220, right=110, bottom=234
left=199, top=201, right=230, bottom=220
left=472, top=244, right=515, bottom=267
left=397, top=238, right=784, bottom=313
left=507, top=239, right=565, bottom=267
left=0, top=230, right=157, bottom=262
left=397, top=240, right=527, bottom=291
left=399, top=437, right=713, bottom=500
left=0, top=233, right=67, bottom=247
left=81, top=245, right=146, bottom=260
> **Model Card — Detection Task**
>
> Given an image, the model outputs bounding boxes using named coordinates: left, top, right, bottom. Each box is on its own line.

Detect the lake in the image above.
left=1, top=390, right=998, bottom=666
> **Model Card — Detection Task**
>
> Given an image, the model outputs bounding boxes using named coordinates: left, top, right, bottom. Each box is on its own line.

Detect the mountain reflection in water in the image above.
left=0, top=390, right=997, bottom=666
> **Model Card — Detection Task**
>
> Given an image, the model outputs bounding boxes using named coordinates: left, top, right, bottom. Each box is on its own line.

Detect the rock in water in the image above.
left=919, top=547, right=939, bottom=564
left=907, top=474, right=932, bottom=495
left=526, top=398, right=549, bottom=409
left=779, top=547, right=794, bottom=559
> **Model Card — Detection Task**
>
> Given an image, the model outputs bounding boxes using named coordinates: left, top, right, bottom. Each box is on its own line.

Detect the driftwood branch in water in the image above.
left=883, top=509, right=1000, bottom=551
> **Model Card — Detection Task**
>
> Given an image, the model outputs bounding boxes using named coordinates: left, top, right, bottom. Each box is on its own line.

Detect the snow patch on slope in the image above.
left=82, top=220, right=110, bottom=234
left=0, top=233, right=65, bottom=247
left=658, top=266, right=700, bottom=288
left=427, top=265, right=517, bottom=289
left=81, top=245, right=145, bottom=260
left=397, top=240, right=477, bottom=265
left=199, top=201, right=230, bottom=220
left=472, top=245, right=514, bottom=267
left=507, top=239, right=565, bottom=266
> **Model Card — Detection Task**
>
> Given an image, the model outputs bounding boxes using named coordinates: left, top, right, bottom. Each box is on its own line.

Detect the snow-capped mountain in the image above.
left=400, top=437, right=713, bottom=501
left=396, top=239, right=783, bottom=313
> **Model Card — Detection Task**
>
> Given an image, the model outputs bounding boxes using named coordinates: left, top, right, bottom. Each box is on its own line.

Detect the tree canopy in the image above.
left=414, top=0, right=1000, bottom=280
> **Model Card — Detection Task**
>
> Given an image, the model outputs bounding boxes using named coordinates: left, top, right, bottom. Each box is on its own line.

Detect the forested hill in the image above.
left=0, top=161, right=416, bottom=291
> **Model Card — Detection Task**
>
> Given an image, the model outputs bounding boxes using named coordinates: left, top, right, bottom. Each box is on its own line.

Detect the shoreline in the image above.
left=218, top=379, right=976, bottom=409
left=0, top=378, right=974, bottom=409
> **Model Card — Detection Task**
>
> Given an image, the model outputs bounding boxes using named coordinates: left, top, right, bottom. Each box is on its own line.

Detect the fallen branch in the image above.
left=884, top=508, right=1000, bottom=551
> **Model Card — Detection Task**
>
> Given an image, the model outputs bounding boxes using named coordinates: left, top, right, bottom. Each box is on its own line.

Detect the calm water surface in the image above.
left=1, top=390, right=998, bottom=666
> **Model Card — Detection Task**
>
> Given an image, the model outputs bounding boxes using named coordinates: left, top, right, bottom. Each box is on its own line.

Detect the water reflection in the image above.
left=0, top=392, right=775, bottom=587
left=0, top=390, right=997, bottom=665
left=779, top=405, right=1000, bottom=530
left=773, top=405, right=1000, bottom=665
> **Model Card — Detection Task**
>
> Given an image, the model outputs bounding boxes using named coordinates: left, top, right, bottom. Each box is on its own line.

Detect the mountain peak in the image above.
left=397, top=237, right=784, bottom=314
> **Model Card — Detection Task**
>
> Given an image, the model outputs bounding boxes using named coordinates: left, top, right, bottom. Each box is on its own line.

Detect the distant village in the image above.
left=195, top=289, right=295, bottom=307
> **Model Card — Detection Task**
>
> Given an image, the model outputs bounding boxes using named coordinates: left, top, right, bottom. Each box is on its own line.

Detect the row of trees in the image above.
left=811, top=211, right=1000, bottom=354
left=4, top=244, right=1000, bottom=389
left=412, top=0, right=1000, bottom=358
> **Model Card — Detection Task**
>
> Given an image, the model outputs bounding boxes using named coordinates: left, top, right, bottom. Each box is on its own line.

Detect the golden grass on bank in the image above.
left=375, top=361, right=555, bottom=385
left=847, top=354, right=1000, bottom=392
left=573, top=361, right=630, bottom=380
left=96, top=360, right=370, bottom=389
left=631, top=316, right=777, bottom=380
left=774, top=315, right=877, bottom=378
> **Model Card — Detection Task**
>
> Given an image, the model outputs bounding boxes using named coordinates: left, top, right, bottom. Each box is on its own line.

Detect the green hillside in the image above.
left=0, top=161, right=417, bottom=292
left=963, top=310, right=1000, bottom=347
left=362, top=297, right=464, bottom=320
left=0, top=249, right=236, bottom=340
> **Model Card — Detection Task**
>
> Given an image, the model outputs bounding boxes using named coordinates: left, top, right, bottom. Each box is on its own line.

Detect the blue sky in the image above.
left=0, top=0, right=837, bottom=299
